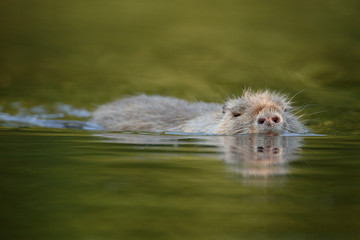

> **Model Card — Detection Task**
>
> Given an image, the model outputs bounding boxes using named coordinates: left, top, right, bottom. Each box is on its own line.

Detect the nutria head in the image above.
left=217, top=90, right=307, bottom=135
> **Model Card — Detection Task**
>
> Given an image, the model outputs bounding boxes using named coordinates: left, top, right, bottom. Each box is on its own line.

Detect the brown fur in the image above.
left=92, top=90, right=308, bottom=134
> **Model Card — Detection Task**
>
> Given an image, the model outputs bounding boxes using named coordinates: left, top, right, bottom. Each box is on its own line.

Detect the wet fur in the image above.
left=92, top=90, right=308, bottom=134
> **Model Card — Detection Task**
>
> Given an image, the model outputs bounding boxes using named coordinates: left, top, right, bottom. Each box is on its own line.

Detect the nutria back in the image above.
left=92, top=90, right=308, bottom=134
left=92, top=94, right=221, bottom=131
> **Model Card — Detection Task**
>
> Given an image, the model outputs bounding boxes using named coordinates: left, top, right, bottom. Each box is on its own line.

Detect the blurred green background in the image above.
left=0, top=0, right=359, bottom=134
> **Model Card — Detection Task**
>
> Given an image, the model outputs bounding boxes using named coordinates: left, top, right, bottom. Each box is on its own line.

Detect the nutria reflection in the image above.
left=94, top=132, right=303, bottom=179
left=219, top=134, right=303, bottom=177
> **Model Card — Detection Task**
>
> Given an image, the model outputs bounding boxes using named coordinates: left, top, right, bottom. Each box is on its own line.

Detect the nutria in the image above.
left=92, top=89, right=308, bottom=134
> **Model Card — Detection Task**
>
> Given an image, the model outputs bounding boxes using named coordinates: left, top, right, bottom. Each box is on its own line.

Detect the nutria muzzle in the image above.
left=255, top=111, right=284, bottom=134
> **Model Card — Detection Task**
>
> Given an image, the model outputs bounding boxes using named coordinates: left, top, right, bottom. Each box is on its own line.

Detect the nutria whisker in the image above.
left=288, top=89, right=304, bottom=103
left=301, top=110, right=327, bottom=117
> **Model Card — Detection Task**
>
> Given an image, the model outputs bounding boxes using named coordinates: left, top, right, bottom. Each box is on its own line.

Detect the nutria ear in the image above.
left=222, top=104, right=227, bottom=114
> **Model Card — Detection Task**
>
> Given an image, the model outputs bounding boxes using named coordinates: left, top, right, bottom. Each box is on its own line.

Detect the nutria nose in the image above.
left=257, top=115, right=282, bottom=125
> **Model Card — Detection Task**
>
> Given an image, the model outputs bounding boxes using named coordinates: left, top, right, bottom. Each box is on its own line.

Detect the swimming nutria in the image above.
left=92, top=90, right=308, bottom=134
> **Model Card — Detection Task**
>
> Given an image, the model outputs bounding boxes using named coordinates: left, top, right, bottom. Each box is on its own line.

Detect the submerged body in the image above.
left=92, top=90, right=308, bottom=135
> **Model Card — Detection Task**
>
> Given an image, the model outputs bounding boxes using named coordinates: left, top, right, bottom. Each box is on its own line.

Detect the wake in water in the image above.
left=0, top=102, right=102, bottom=130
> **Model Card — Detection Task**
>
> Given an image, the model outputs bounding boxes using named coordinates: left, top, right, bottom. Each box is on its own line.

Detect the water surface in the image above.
left=1, top=129, right=360, bottom=239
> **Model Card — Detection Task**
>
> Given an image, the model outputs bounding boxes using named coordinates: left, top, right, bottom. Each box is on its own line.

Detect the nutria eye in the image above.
left=232, top=113, right=241, bottom=117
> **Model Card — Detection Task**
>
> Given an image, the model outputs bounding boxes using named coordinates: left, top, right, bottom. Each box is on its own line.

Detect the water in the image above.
left=1, top=129, right=360, bottom=239
left=1, top=0, right=360, bottom=239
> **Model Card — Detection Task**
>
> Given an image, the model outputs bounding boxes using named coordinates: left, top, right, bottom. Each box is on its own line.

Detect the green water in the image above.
left=1, top=0, right=360, bottom=239
left=1, top=130, right=360, bottom=239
